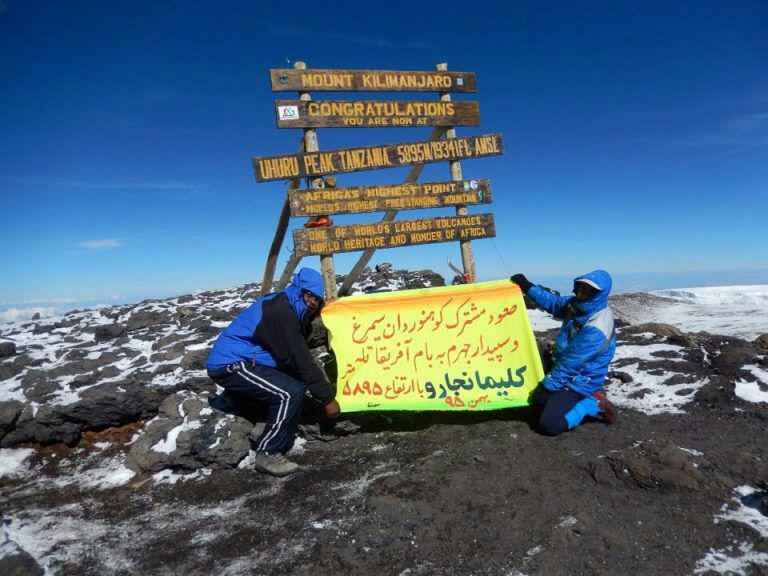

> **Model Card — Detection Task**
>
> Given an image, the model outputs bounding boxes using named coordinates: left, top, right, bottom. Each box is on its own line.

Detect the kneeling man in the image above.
left=511, top=270, right=618, bottom=436
left=206, top=268, right=340, bottom=476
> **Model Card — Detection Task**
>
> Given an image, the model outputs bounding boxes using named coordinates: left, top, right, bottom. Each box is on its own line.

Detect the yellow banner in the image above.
left=322, top=280, right=544, bottom=411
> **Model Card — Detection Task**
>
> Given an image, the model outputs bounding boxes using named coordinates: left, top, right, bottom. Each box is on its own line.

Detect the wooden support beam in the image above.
left=277, top=251, right=302, bottom=290
left=263, top=61, right=310, bottom=295
left=274, top=61, right=338, bottom=300
left=260, top=142, right=304, bottom=296
left=438, top=62, right=476, bottom=283
left=337, top=125, right=447, bottom=296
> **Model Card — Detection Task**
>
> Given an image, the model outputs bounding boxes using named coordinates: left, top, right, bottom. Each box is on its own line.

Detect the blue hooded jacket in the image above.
left=527, top=270, right=616, bottom=396
left=205, top=268, right=334, bottom=403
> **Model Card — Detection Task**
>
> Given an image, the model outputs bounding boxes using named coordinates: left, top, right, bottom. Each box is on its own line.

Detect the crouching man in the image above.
left=206, top=268, right=340, bottom=476
left=511, top=270, right=618, bottom=436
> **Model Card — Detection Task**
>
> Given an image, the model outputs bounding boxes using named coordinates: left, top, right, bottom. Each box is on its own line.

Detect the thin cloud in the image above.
left=78, top=239, right=124, bottom=250
left=1, top=176, right=213, bottom=193
left=0, top=296, right=77, bottom=306
left=0, top=306, right=57, bottom=324
left=631, top=110, right=768, bottom=154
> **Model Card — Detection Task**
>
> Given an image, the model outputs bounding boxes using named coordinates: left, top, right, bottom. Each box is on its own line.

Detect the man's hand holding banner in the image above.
left=322, top=280, right=544, bottom=411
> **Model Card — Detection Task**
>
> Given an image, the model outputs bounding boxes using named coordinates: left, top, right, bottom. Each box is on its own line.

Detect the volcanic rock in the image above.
left=0, top=341, right=16, bottom=357
left=0, top=540, right=44, bottom=576
left=180, top=349, right=208, bottom=371
left=0, top=399, right=23, bottom=437
left=94, top=323, right=126, bottom=342
left=126, top=392, right=253, bottom=472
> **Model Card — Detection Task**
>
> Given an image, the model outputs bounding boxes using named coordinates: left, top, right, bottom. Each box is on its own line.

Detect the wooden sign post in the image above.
left=438, top=62, right=475, bottom=283
left=256, top=63, right=504, bottom=300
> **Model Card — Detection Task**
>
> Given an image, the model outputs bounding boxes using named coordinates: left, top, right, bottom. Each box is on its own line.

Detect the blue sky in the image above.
left=1, top=0, right=767, bottom=321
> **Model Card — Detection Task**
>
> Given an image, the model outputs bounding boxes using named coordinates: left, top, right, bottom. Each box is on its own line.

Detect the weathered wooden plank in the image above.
left=270, top=69, right=477, bottom=92
left=336, top=126, right=447, bottom=297
left=275, top=99, right=480, bottom=128
left=253, top=133, right=503, bottom=182
left=293, top=213, right=496, bottom=257
left=288, top=179, right=492, bottom=217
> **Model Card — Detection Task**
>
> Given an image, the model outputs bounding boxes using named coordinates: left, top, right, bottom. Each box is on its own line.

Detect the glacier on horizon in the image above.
left=642, top=285, right=768, bottom=340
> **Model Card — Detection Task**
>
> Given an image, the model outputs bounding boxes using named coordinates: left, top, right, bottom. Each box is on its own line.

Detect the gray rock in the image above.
left=62, top=380, right=165, bottom=430
left=126, top=393, right=252, bottom=472
left=150, top=342, right=185, bottom=363
left=180, top=348, right=209, bottom=371
left=94, top=323, right=126, bottom=342
left=711, top=344, right=757, bottom=376
left=152, top=333, right=184, bottom=351
left=53, top=317, right=79, bottom=329
left=47, top=359, right=100, bottom=379
left=188, top=318, right=214, bottom=334
left=0, top=341, right=17, bottom=357
left=0, top=360, right=24, bottom=381
left=206, top=308, right=233, bottom=322
left=0, top=400, right=24, bottom=438
left=127, top=309, right=171, bottom=331
left=0, top=539, right=44, bottom=576
left=755, top=333, right=768, bottom=350
left=2, top=404, right=81, bottom=447
left=176, top=306, right=196, bottom=324
left=26, top=379, right=60, bottom=402
left=623, top=323, right=684, bottom=338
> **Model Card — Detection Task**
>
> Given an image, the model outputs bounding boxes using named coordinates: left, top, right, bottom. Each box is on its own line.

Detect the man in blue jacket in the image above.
left=206, top=268, right=340, bottom=476
left=511, top=270, right=618, bottom=436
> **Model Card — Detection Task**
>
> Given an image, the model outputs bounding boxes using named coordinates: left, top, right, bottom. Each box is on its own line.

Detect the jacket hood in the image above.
left=284, top=267, right=325, bottom=322
left=572, top=269, right=612, bottom=317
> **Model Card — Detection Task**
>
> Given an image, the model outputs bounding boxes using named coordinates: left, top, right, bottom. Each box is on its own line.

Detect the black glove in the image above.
left=510, top=273, right=533, bottom=294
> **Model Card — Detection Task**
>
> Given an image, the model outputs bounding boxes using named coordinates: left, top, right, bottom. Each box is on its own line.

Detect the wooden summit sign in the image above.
left=270, top=69, right=477, bottom=92
left=289, top=179, right=492, bottom=217
left=293, top=214, right=496, bottom=256
left=253, top=133, right=503, bottom=182
left=275, top=99, right=480, bottom=128
left=259, top=61, right=503, bottom=300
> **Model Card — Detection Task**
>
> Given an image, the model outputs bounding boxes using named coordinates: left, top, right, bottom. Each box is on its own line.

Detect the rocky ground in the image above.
left=1, top=266, right=767, bottom=575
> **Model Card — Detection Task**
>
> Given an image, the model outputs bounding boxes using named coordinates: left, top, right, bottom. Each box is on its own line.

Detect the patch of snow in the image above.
left=332, top=463, right=398, bottom=500
left=0, top=448, right=35, bottom=478
left=77, top=456, right=136, bottom=489
left=678, top=446, right=703, bottom=457
left=745, top=364, right=768, bottom=384
left=151, top=418, right=203, bottom=454
left=695, top=543, right=768, bottom=575
left=633, top=285, right=768, bottom=340
left=734, top=379, right=768, bottom=404
left=152, top=468, right=212, bottom=485
left=185, top=342, right=210, bottom=351
left=607, top=364, right=708, bottom=415
left=557, top=515, right=578, bottom=528
left=0, top=375, right=26, bottom=402
left=715, top=485, right=768, bottom=538
left=288, top=436, right=307, bottom=455
left=2, top=503, right=113, bottom=573
left=613, top=342, right=685, bottom=362
left=527, top=309, right=561, bottom=332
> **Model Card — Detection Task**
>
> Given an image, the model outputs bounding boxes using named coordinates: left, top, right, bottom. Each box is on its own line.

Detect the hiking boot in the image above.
left=592, top=390, right=618, bottom=425
left=252, top=451, right=299, bottom=477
